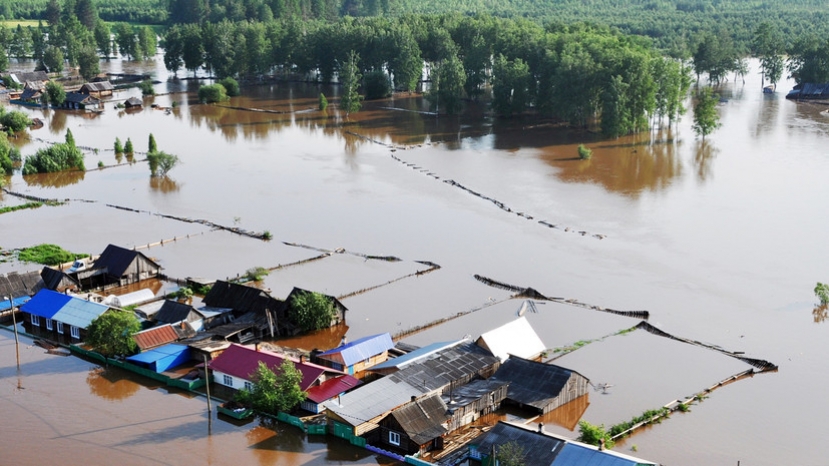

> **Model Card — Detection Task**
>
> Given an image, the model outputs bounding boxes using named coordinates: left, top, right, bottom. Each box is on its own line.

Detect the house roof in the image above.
left=209, top=344, right=334, bottom=391
left=490, top=357, right=588, bottom=411
left=21, top=289, right=109, bottom=329
left=103, top=288, right=156, bottom=308
left=7, top=71, right=48, bottom=84
left=306, top=374, right=363, bottom=404
left=442, top=377, right=510, bottom=410
left=40, top=267, right=79, bottom=291
left=390, top=394, right=449, bottom=445
left=81, top=81, right=113, bottom=92
left=317, top=333, right=394, bottom=367
left=154, top=300, right=202, bottom=324
left=126, top=343, right=189, bottom=364
left=474, top=421, right=566, bottom=465
left=552, top=443, right=656, bottom=466
left=323, top=376, right=424, bottom=426
left=19, top=87, right=43, bottom=100
left=134, top=324, right=180, bottom=351
left=124, top=96, right=143, bottom=107
left=65, top=91, right=97, bottom=104
left=94, top=244, right=159, bottom=277
left=368, top=339, right=465, bottom=372
left=203, top=280, right=282, bottom=315
left=476, top=316, right=546, bottom=362
left=0, top=270, right=43, bottom=298
left=386, top=342, right=499, bottom=393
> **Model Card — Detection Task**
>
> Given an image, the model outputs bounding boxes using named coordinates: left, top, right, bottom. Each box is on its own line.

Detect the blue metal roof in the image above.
left=127, top=344, right=189, bottom=364
left=21, top=290, right=72, bottom=319
left=552, top=443, right=645, bottom=466
left=317, top=333, right=394, bottom=367
left=369, top=340, right=463, bottom=371
left=0, top=296, right=30, bottom=312
left=52, top=298, right=109, bottom=329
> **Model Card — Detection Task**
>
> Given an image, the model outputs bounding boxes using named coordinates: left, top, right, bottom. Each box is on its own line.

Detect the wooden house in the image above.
left=124, top=96, right=143, bottom=108
left=488, top=356, right=590, bottom=414
left=3, top=71, right=48, bottom=86
left=80, top=81, right=114, bottom=97
left=202, top=281, right=287, bottom=338
left=443, top=378, right=509, bottom=431
left=376, top=394, right=449, bottom=456
left=476, top=316, right=547, bottom=362
left=18, top=81, right=45, bottom=104
left=313, top=333, right=395, bottom=376
left=284, top=287, right=347, bottom=328
left=40, top=266, right=80, bottom=293
left=302, top=374, right=362, bottom=414
left=0, top=271, right=42, bottom=313
left=62, top=91, right=101, bottom=110
left=76, top=244, right=161, bottom=289
left=19, top=289, right=111, bottom=342
left=154, top=300, right=206, bottom=327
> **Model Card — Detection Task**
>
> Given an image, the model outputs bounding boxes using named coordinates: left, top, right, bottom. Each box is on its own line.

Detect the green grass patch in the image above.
left=17, top=243, right=89, bottom=266
left=1, top=20, right=41, bottom=28
left=0, top=202, right=43, bottom=215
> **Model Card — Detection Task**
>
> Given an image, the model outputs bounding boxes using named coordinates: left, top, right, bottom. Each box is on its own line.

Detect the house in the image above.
left=469, top=421, right=659, bottom=466
left=208, top=343, right=343, bottom=393
left=367, top=339, right=466, bottom=376
left=133, top=323, right=184, bottom=351
left=313, top=333, right=395, bottom=375
left=378, top=394, right=449, bottom=456
left=0, top=270, right=43, bottom=299
left=76, top=244, right=161, bottom=289
left=3, top=71, right=49, bottom=86
left=786, top=83, right=829, bottom=100
left=284, top=287, right=347, bottom=328
left=153, top=300, right=206, bottom=328
left=202, top=281, right=287, bottom=337
left=124, top=96, right=143, bottom=108
left=20, top=289, right=111, bottom=341
left=385, top=341, right=500, bottom=394
left=60, top=91, right=100, bottom=110
left=476, top=316, right=547, bottom=362
left=18, top=81, right=45, bottom=104
left=302, top=374, right=363, bottom=414
left=126, top=343, right=192, bottom=373
left=488, top=357, right=590, bottom=414
left=40, top=266, right=80, bottom=293
left=443, top=377, right=510, bottom=431
left=79, top=81, right=114, bottom=97
left=324, top=376, right=425, bottom=437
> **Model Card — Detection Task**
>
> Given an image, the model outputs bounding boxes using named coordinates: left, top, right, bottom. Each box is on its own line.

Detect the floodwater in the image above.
left=2, top=56, right=829, bottom=465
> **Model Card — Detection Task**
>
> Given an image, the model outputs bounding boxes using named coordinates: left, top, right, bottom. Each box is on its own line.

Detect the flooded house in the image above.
left=19, top=289, right=111, bottom=341
left=133, top=323, right=193, bottom=351
left=301, top=374, right=363, bottom=414
left=18, top=81, right=45, bottom=104
left=475, top=316, right=547, bottom=362
left=40, top=267, right=80, bottom=293
left=202, top=281, right=286, bottom=338
left=313, top=333, right=395, bottom=376
left=488, top=356, right=590, bottom=415
left=79, top=81, right=114, bottom=98
left=62, top=91, right=101, bottom=110
left=124, top=96, right=143, bottom=108
left=153, top=300, right=206, bottom=328
left=2, top=71, right=49, bottom=87
left=443, top=377, right=510, bottom=431
left=74, top=244, right=161, bottom=290
left=377, top=394, right=450, bottom=456
left=367, top=339, right=466, bottom=376
left=284, top=287, right=348, bottom=327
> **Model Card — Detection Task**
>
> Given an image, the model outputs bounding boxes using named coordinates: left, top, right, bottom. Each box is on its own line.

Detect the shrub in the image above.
left=18, top=244, right=88, bottom=265
left=147, top=151, right=179, bottom=177
left=198, top=84, right=228, bottom=103
left=124, top=138, right=134, bottom=154
left=114, top=137, right=124, bottom=154
left=816, top=282, right=829, bottom=305
left=97, top=161, right=104, bottom=168
left=46, top=81, right=66, bottom=106
left=218, top=77, right=240, bottom=97
left=578, top=144, right=593, bottom=160
left=291, top=290, right=335, bottom=332
left=22, top=142, right=85, bottom=174
left=319, top=93, right=328, bottom=111
left=577, top=421, right=614, bottom=449
left=244, top=266, right=269, bottom=281
left=139, top=79, right=155, bottom=96
left=0, top=110, right=32, bottom=133
left=148, top=133, right=157, bottom=153
left=363, top=70, right=391, bottom=100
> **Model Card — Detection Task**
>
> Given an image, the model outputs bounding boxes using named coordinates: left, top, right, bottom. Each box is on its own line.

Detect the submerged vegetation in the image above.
left=291, top=290, right=335, bottom=332
left=17, top=243, right=88, bottom=265
left=22, top=130, right=84, bottom=174
left=816, top=283, right=829, bottom=305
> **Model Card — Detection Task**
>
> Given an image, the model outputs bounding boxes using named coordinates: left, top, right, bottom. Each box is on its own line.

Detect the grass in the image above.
left=1, top=20, right=41, bottom=28
left=0, top=202, right=43, bottom=215
left=17, top=243, right=89, bottom=266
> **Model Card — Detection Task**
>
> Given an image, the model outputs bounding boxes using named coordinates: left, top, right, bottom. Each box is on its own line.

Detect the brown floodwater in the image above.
left=2, top=57, right=829, bottom=465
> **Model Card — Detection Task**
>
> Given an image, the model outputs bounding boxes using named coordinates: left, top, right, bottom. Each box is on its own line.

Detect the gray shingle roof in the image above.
left=390, top=394, right=448, bottom=445
left=490, top=357, right=587, bottom=411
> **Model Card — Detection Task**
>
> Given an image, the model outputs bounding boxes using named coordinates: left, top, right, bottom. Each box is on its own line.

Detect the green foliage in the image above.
left=43, top=46, right=64, bottom=73
left=174, top=286, right=194, bottom=300
left=0, top=110, right=32, bottom=133
left=788, top=35, right=829, bottom=85
left=85, top=311, right=141, bottom=358
left=22, top=141, right=85, bottom=174
left=577, top=144, right=593, bottom=160
left=77, top=45, right=99, bottom=80
left=45, top=80, right=66, bottom=106
left=577, top=421, right=615, bottom=449
left=429, top=53, right=466, bottom=115
left=339, top=50, right=362, bottom=116
left=262, top=230, right=273, bottom=240
left=148, top=133, right=157, bottom=153
left=124, top=137, right=134, bottom=154
left=752, top=22, right=784, bottom=89
left=146, top=150, right=179, bottom=177
left=692, top=87, right=721, bottom=140
left=234, top=360, right=306, bottom=415
left=492, top=54, right=531, bottom=117
left=318, top=93, right=328, bottom=111
left=363, top=70, right=391, bottom=100
left=65, top=128, right=75, bottom=147
left=139, top=79, right=155, bottom=96
left=244, top=266, right=269, bottom=281
left=198, top=83, right=229, bottom=103
left=608, top=408, right=670, bottom=438
left=0, top=132, right=20, bottom=175
left=218, top=77, right=240, bottom=96
left=114, top=137, right=123, bottom=154
left=17, top=243, right=88, bottom=265
left=494, top=441, right=526, bottom=466
left=0, top=202, right=43, bottom=215
left=290, top=290, right=335, bottom=333
left=815, top=283, right=829, bottom=305
left=97, top=160, right=104, bottom=168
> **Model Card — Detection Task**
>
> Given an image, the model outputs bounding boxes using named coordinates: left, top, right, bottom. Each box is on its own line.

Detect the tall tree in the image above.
left=74, top=0, right=98, bottom=29
left=45, top=0, right=61, bottom=27
left=492, top=54, right=531, bottom=117
left=429, top=52, right=466, bottom=115
left=181, top=23, right=204, bottom=75
left=77, top=45, right=100, bottom=80
left=85, top=311, right=141, bottom=359
left=137, top=26, right=157, bottom=60
left=692, top=87, right=721, bottom=141
left=339, top=49, right=362, bottom=116
left=752, top=22, right=784, bottom=90
left=114, top=23, right=138, bottom=60
left=93, top=20, right=111, bottom=58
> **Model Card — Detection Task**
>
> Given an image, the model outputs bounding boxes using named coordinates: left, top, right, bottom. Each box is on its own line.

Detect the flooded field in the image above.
left=2, top=57, right=829, bottom=465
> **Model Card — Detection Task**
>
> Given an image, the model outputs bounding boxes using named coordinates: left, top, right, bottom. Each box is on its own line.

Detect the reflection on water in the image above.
left=536, top=394, right=590, bottom=431
left=150, top=176, right=181, bottom=193
left=86, top=367, right=141, bottom=401
left=693, top=140, right=718, bottom=182
left=23, top=169, right=86, bottom=188
left=813, top=304, right=828, bottom=323
left=274, top=324, right=349, bottom=352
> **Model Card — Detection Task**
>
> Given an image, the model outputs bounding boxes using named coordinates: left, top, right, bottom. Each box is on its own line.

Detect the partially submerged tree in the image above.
left=577, top=420, right=615, bottom=449
left=692, top=87, right=721, bottom=141
left=46, top=81, right=67, bottom=106
left=198, top=83, right=229, bottom=103
left=147, top=151, right=179, bottom=177
left=86, top=310, right=141, bottom=359
left=235, top=360, right=306, bottom=415
left=291, top=290, right=335, bottom=333
left=22, top=135, right=85, bottom=174
left=339, top=50, right=362, bottom=116
left=0, top=110, right=32, bottom=133
left=816, top=282, right=829, bottom=305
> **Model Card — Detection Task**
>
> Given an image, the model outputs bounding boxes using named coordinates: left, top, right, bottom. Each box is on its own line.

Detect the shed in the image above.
left=314, top=333, right=395, bottom=375
left=202, top=281, right=286, bottom=337
left=443, top=378, right=510, bottom=431
left=80, top=81, right=114, bottom=97
left=126, top=343, right=191, bottom=373
left=40, top=267, right=80, bottom=292
left=302, top=374, right=363, bottom=414
left=133, top=323, right=181, bottom=351
left=124, top=96, right=143, bottom=108
left=489, top=356, right=590, bottom=414
left=103, top=288, right=156, bottom=308
left=476, top=316, right=546, bottom=362
left=378, top=394, right=449, bottom=456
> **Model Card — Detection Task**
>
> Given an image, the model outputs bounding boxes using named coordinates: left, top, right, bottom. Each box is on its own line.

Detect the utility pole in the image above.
left=7, top=295, right=20, bottom=370
left=203, top=354, right=212, bottom=414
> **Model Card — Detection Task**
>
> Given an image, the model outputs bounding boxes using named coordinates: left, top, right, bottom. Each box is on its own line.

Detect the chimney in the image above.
left=411, top=395, right=417, bottom=403
left=255, top=342, right=260, bottom=352
left=599, top=438, right=605, bottom=451
left=337, top=394, right=342, bottom=406
left=299, top=355, right=305, bottom=364
left=538, top=423, right=544, bottom=433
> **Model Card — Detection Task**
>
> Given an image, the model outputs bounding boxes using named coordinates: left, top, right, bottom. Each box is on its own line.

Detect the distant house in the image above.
left=0, top=271, right=41, bottom=312
left=80, top=81, right=114, bottom=97
left=40, top=266, right=80, bottom=293
left=20, top=289, right=111, bottom=341
left=76, top=244, right=161, bottom=289
left=18, top=81, right=45, bottom=104
left=489, top=357, right=590, bottom=415
left=786, top=83, right=829, bottom=100
left=62, top=91, right=101, bottom=110
left=476, top=316, right=547, bottom=362
left=208, top=343, right=344, bottom=393
left=302, top=374, right=362, bottom=414
left=469, top=421, right=659, bottom=466
left=124, top=96, right=143, bottom=108
left=314, top=333, right=395, bottom=375
left=378, top=394, right=449, bottom=456
left=284, top=287, right=347, bottom=328
left=3, top=71, right=49, bottom=86
left=126, top=343, right=192, bottom=373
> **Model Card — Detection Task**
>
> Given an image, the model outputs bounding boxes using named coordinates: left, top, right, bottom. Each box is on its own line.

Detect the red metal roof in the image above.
left=209, top=344, right=334, bottom=391
left=305, top=375, right=363, bottom=404
left=133, top=324, right=179, bottom=351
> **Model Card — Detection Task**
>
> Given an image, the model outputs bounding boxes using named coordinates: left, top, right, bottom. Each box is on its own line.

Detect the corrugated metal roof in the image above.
left=134, top=324, right=180, bottom=351
left=0, top=270, right=44, bottom=298
left=21, top=289, right=72, bottom=319
left=476, top=316, right=546, bottom=362
left=317, top=333, right=394, bottom=367
left=51, top=297, right=109, bottom=329
left=154, top=300, right=201, bottom=324
left=390, top=394, right=449, bottom=445
left=0, top=296, right=30, bottom=312
left=127, top=344, right=189, bottom=364
left=552, top=443, right=647, bottom=466
left=474, top=421, right=565, bottom=465
left=490, top=357, right=587, bottom=411
left=369, top=339, right=464, bottom=372
left=442, top=378, right=509, bottom=409
left=209, top=344, right=331, bottom=391
left=323, top=377, right=424, bottom=426
left=306, top=375, right=363, bottom=404
left=387, top=342, right=499, bottom=393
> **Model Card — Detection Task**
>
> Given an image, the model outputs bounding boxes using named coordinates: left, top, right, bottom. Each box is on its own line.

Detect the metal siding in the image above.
left=318, top=333, right=394, bottom=367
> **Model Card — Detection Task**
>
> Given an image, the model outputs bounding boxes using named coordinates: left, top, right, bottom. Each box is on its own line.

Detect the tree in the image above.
left=74, top=0, right=98, bottom=29
left=363, top=70, right=391, bottom=100
left=163, top=25, right=184, bottom=75
left=492, top=54, right=531, bottom=117
left=114, top=137, right=123, bottom=154
left=692, top=87, right=721, bottom=141
left=77, top=45, right=100, bottom=80
left=218, top=77, right=240, bottom=96
left=43, top=46, right=64, bottom=73
left=148, top=133, right=157, bottom=153
left=0, top=110, right=32, bottom=133
left=494, top=441, right=526, bottom=466
left=319, top=93, right=328, bottom=111
left=124, top=138, right=134, bottom=155
left=65, top=128, right=75, bottom=147
left=198, top=83, right=228, bottom=103
left=85, top=311, right=141, bottom=358
left=752, top=22, right=784, bottom=90
left=137, top=26, right=157, bottom=60
left=339, top=50, right=362, bottom=116
left=22, top=141, right=84, bottom=174
left=139, top=79, right=155, bottom=96
left=45, top=0, right=61, bottom=27
left=0, top=132, right=21, bottom=175
left=816, top=283, right=829, bottom=305
left=114, top=23, right=137, bottom=60
left=235, top=360, right=306, bottom=415
left=290, top=290, right=335, bottom=332
left=94, top=20, right=111, bottom=58
left=577, top=420, right=615, bottom=449
left=429, top=52, right=466, bottom=115
left=147, top=151, right=179, bottom=177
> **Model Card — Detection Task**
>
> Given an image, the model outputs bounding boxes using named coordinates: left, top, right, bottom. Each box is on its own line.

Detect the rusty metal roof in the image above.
left=133, top=324, right=180, bottom=351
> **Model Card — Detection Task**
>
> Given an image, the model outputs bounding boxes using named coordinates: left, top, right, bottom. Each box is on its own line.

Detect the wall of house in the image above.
left=350, top=351, right=389, bottom=377
left=22, top=313, right=85, bottom=343
left=447, top=384, right=509, bottom=432
left=542, top=373, right=590, bottom=414
left=376, top=419, right=420, bottom=456
left=211, top=369, right=250, bottom=391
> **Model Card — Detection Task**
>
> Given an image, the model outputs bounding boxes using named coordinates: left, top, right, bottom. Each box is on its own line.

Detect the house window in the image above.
left=31, top=314, right=39, bottom=326
left=244, top=381, right=253, bottom=391
left=57, top=322, right=64, bottom=334
left=389, top=431, right=401, bottom=446
left=70, top=325, right=80, bottom=339
left=223, top=375, right=233, bottom=387
left=46, top=319, right=53, bottom=330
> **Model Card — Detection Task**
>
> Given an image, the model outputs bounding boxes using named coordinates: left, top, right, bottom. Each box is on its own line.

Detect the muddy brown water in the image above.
left=2, top=58, right=829, bottom=465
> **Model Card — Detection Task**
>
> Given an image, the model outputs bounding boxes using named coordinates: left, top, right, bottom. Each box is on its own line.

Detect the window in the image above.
left=223, top=375, right=233, bottom=387
left=57, top=322, right=64, bottom=334
left=31, top=314, right=39, bottom=326
left=389, top=431, right=401, bottom=446
left=70, top=325, right=80, bottom=339
left=244, top=381, right=253, bottom=391
left=46, top=319, right=53, bottom=330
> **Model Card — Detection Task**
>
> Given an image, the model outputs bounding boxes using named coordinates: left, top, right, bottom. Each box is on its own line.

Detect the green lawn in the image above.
left=1, top=19, right=42, bottom=28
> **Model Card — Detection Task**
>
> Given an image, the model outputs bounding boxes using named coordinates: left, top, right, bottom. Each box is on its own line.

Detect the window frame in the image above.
left=31, top=314, right=39, bottom=326
left=244, top=381, right=253, bottom=392
left=46, top=318, right=53, bottom=330
left=70, top=325, right=80, bottom=339
left=389, top=431, right=401, bottom=446
left=223, top=374, right=233, bottom=387
left=57, top=321, right=64, bottom=334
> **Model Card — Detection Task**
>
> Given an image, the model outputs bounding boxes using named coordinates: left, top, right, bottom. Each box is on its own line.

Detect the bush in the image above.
left=218, top=77, right=240, bottom=97
left=578, top=144, right=593, bottom=160
left=577, top=421, right=614, bottom=449
left=1, top=110, right=32, bottom=133
left=18, top=244, right=89, bottom=265
left=46, top=81, right=66, bottom=106
left=244, top=266, right=269, bottom=281
left=114, top=137, right=124, bottom=154
left=148, top=133, right=157, bottom=153
left=291, top=290, right=335, bottom=332
left=139, top=79, right=155, bottom=96
left=124, top=138, right=134, bottom=154
left=22, top=142, right=85, bottom=174
left=147, top=150, right=179, bottom=177
left=816, top=282, right=829, bottom=305
left=319, top=93, right=328, bottom=111
left=363, top=70, right=392, bottom=100
left=0, top=132, right=17, bottom=175
left=198, top=84, right=228, bottom=103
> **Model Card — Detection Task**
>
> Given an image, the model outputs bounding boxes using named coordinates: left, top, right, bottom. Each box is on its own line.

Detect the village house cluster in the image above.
left=0, top=243, right=659, bottom=466
left=1, top=70, right=144, bottom=110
